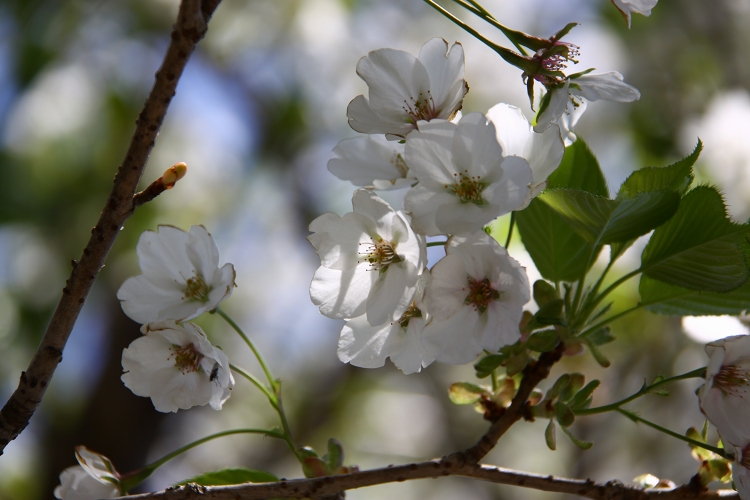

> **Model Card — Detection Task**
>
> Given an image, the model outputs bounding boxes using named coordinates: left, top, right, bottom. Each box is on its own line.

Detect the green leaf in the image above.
left=545, top=420, right=557, bottom=450
left=639, top=274, right=750, bottom=316
left=474, top=354, right=509, bottom=379
left=640, top=186, right=750, bottom=292
left=539, top=189, right=680, bottom=245
left=449, top=382, right=490, bottom=405
left=583, top=338, right=610, bottom=367
left=176, top=468, right=278, bottom=487
left=568, top=380, right=601, bottom=410
left=526, top=330, right=559, bottom=352
left=533, top=280, right=558, bottom=307
left=555, top=402, right=575, bottom=428
left=586, top=326, right=615, bottom=346
left=532, top=299, right=565, bottom=326
left=516, top=197, right=600, bottom=282
left=547, top=138, right=609, bottom=196
left=324, top=438, right=344, bottom=473
left=560, top=373, right=585, bottom=402
left=560, top=426, right=594, bottom=450
left=545, top=374, right=571, bottom=401
left=618, top=140, right=701, bottom=198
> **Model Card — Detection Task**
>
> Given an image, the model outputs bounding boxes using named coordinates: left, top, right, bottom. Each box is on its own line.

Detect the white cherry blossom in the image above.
left=424, top=231, right=529, bottom=364
left=327, top=135, right=415, bottom=190
left=698, top=334, right=750, bottom=448
left=731, top=441, right=750, bottom=500
left=308, top=189, right=426, bottom=326
left=347, top=38, right=468, bottom=139
left=403, top=113, right=532, bottom=236
left=117, top=225, right=235, bottom=324
left=337, top=274, right=438, bottom=374
left=121, top=320, right=234, bottom=413
left=611, top=0, right=658, bottom=27
left=534, top=72, right=640, bottom=139
left=486, top=103, right=564, bottom=204
left=54, top=447, right=121, bottom=500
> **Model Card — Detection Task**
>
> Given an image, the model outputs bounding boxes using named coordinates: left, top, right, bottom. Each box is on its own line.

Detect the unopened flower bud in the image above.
left=162, top=162, right=187, bottom=189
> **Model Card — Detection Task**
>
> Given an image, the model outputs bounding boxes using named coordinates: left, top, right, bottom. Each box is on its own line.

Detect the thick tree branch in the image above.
left=118, top=459, right=738, bottom=500
left=0, top=0, right=222, bottom=455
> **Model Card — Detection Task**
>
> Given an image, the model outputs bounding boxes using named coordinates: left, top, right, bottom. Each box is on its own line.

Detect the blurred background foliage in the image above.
left=0, top=0, right=748, bottom=499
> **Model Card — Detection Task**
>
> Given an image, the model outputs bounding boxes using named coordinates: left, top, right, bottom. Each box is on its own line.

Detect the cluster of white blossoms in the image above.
left=116, top=225, right=236, bottom=413
left=310, top=38, right=575, bottom=374
left=699, top=335, right=750, bottom=499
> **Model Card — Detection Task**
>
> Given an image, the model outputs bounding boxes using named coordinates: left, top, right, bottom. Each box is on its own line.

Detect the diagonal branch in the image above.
left=0, top=0, right=223, bottom=455
left=117, top=459, right=737, bottom=500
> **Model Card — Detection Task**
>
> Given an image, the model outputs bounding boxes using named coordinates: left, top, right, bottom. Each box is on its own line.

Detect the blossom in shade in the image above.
left=698, top=334, right=750, bottom=448
left=611, top=0, right=658, bottom=27
left=54, top=447, right=121, bottom=500
left=308, top=189, right=426, bottom=326
left=732, top=441, right=750, bottom=500
left=486, top=103, right=564, bottom=204
left=337, top=274, right=438, bottom=374
left=121, top=320, right=234, bottom=413
left=347, top=38, right=468, bottom=139
left=117, top=225, right=235, bottom=324
left=403, top=113, right=532, bottom=236
left=424, top=231, right=530, bottom=364
left=327, top=135, right=415, bottom=190
left=534, top=72, right=640, bottom=139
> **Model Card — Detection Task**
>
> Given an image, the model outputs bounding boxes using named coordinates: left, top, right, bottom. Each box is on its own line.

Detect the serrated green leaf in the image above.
left=568, top=380, right=601, bottom=410
left=539, top=189, right=680, bottom=245
left=533, top=280, right=559, bottom=307
left=545, top=420, right=557, bottom=450
left=640, top=186, right=750, bottom=292
left=560, top=426, right=593, bottom=450
left=449, top=382, right=490, bottom=405
left=517, top=197, right=600, bottom=282
left=618, top=140, right=701, bottom=199
left=639, top=274, right=750, bottom=316
left=547, top=138, right=609, bottom=196
left=176, top=468, right=278, bottom=487
left=474, top=354, right=508, bottom=378
left=610, top=239, right=636, bottom=262
left=527, top=329, right=559, bottom=352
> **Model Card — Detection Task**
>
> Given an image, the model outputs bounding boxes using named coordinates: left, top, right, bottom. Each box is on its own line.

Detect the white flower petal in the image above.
left=310, top=265, right=374, bottom=319
left=117, top=225, right=235, bottom=324
left=54, top=466, right=120, bottom=500
left=346, top=94, right=409, bottom=136
left=366, top=260, right=418, bottom=325
left=417, top=38, right=467, bottom=116
left=338, top=315, right=399, bottom=368
left=534, top=81, right=571, bottom=133
left=390, top=317, right=436, bottom=374
left=572, top=72, right=641, bottom=103
left=327, top=136, right=412, bottom=189
left=404, top=119, right=458, bottom=188
left=611, top=0, right=658, bottom=27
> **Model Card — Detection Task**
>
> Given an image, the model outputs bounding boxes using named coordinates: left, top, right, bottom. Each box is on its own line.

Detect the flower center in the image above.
left=402, top=91, right=438, bottom=123
left=713, top=364, right=750, bottom=396
left=390, top=153, right=409, bottom=179
left=464, top=277, right=500, bottom=314
left=448, top=170, right=486, bottom=205
left=360, top=237, right=402, bottom=273
left=170, top=343, right=204, bottom=374
left=184, top=275, right=212, bottom=303
left=397, top=304, right=422, bottom=329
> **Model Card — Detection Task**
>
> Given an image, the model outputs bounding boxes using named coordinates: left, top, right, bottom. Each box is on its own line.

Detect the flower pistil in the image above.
left=360, top=237, right=402, bottom=273
left=449, top=171, right=486, bottom=205
left=464, top=277, right=501, bottom=314
left=183, top=275, right=212, bottom=303
left=170, top=343, right=204, bottom=374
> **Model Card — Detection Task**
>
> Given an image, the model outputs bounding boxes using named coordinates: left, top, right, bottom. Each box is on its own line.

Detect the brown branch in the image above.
left=0, top=0, right=222, bottom=455
left=117, top=459, right=738, bottom=500
left=459, top=342, right=566, bottom=464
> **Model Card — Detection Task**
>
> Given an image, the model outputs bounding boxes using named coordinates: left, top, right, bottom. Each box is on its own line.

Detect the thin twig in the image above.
left=0, top=0, right=222, bottom=454
left=116, top=458, right=737, bottom=499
